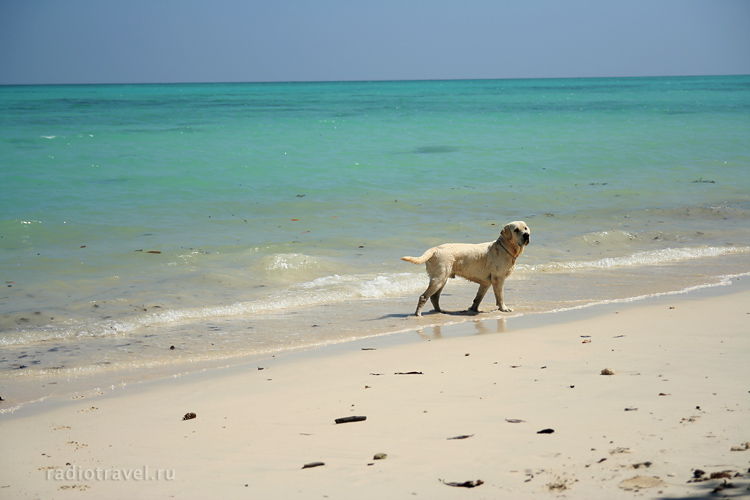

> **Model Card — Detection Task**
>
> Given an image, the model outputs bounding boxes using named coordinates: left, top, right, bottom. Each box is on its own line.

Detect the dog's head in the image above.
left=500, top=221, right=530, bottom=257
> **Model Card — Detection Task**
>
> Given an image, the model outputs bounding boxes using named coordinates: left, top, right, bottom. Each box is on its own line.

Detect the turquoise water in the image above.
left=1, top=76, right=749, bottom=406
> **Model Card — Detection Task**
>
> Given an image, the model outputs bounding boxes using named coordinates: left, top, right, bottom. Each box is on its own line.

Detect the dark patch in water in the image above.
left=91, top=177, right=130, bottom=185
left=413, top=146, right=460, bottom=154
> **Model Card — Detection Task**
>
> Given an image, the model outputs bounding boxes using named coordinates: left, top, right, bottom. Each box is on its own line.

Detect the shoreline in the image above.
left=1, top=276, right=749, bottom=498
left=1, top=272, right=746, bottom=416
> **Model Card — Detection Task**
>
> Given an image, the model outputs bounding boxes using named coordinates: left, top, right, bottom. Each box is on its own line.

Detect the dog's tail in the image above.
left=401, top=247, right=437, bottom=265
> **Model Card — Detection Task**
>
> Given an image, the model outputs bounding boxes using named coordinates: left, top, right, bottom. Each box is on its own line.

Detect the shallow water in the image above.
left=1, top=76, right=749, bottom=407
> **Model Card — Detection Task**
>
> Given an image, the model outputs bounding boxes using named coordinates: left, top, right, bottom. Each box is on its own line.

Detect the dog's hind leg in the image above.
left=415, top=278, right=447, bottom=317
left=429, top=282, right=447, bottom=313
left=468, top=283, right=491, bottom=313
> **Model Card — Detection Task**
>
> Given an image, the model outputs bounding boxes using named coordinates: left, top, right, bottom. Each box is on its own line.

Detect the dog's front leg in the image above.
left=491, top=276, right=512, bottom=313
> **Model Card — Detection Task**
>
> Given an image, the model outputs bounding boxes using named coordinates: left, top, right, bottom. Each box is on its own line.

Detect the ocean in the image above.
left=2, top=76, right=749, bottom=409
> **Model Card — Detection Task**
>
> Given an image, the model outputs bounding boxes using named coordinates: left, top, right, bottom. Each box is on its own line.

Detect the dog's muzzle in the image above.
left=523, top=233, right=530, bottom=245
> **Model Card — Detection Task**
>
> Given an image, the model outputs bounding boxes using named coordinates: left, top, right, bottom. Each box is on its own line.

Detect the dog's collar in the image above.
left=498, top=241, right=517, bottom=262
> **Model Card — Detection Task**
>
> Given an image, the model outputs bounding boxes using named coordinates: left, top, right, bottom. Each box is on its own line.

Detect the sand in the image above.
left=1, top=280, right=749, bottom=499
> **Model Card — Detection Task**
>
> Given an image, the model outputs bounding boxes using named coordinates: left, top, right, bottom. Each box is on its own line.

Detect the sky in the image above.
left=1, top=0, right=749, bottom=85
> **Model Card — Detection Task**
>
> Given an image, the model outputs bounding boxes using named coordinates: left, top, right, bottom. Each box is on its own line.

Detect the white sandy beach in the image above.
left=1, top=280, right=749, bottom=499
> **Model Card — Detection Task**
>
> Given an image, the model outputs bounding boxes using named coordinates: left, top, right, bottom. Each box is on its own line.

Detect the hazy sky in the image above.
left=1, top=0, right=749, bottom=85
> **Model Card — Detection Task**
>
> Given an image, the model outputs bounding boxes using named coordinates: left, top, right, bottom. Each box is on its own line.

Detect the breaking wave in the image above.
left=523, top=245, right=750, bottom=273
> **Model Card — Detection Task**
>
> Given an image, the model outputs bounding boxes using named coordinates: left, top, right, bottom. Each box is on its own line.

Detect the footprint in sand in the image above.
left=66, top=441, right=88, bottom=451
left=59, top=485, right=90, bottom=491
left=619, top=475, right=664, bottom=491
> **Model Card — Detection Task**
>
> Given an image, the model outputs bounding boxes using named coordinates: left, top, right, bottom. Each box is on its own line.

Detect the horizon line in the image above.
left=2, top=73, right=749, bottom=88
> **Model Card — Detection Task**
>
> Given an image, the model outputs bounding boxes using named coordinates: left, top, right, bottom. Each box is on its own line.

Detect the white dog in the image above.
left=401, top=221, right=530, bottom=316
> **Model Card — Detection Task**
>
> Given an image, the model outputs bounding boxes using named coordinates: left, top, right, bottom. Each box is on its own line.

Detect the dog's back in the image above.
left=402, top=242, right=494, bottom=277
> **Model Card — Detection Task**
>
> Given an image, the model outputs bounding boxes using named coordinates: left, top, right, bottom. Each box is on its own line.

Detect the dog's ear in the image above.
left=500, top=223, right=512, bottom=244
left=499, top=223, right=519, bottom=256
left=499, top=224, right=508, bottom=240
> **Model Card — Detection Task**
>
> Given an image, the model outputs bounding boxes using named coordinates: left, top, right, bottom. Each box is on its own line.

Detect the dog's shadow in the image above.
left=376, top=309, right=481, bottom=320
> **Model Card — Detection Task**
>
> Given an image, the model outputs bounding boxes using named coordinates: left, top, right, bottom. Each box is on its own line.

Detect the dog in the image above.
left=401, top=221, right=530, bottom=316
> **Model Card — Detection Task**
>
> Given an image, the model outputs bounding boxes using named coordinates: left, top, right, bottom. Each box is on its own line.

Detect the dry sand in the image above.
left=1, top=280, right=749, bottom=499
